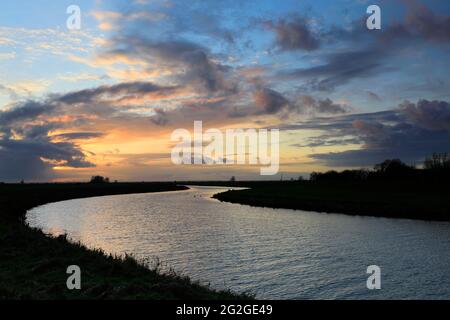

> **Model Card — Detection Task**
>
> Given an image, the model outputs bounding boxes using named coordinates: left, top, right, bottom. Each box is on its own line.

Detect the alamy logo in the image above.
left=66, top=265, right=81, bottom=290
left=171, top=121, right=280, bottom=175
left=366, top=5, right=381, bottom=30
left=366, top=265, right=381, bottom=290
left=66, top=5, right=81, bottom=30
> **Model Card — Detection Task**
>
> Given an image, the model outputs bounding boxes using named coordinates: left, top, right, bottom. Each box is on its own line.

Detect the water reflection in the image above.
left=27, top=186, right=450, bottom=299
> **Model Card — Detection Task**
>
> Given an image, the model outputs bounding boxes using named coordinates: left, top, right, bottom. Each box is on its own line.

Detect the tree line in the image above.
left=310, top=153, right=450, bottom=183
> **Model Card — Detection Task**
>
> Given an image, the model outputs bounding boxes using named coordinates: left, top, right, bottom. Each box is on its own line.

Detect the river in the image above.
left=26, top=186, right=450, bottom=299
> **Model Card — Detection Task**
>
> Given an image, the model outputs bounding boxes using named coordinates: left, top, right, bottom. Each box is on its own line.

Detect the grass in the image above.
left=212, top=181, right=450, bottom=221
left=0, top=182, right=252, bottom=300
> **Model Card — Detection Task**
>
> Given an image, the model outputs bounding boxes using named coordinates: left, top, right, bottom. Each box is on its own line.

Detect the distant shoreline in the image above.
left=0, top=182, right=250, bottom=300
left=211, top=181, right=450, bottom=222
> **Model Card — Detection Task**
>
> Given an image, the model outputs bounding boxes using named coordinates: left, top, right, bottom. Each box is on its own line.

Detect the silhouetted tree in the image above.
left=424, top=153, right=450, bottom=170
left=90, top=176, right=110, bottom=184
left=309, top=153, right=449, bottom=185
left=373, top=159, right=416, bottom=179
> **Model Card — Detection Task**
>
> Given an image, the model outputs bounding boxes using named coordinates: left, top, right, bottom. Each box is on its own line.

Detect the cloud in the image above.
left=291, top=137, right=360, bottom=148
left=303, top=99, right=450, bottom=167
left=265, top=17, right=320, bottom=51
left=366, top=91, right=382, bottom=102
left=329, top=2, right=450, bottom=46
left=0, top=52, right=16, bottom=60
left=0, top=98, right=99, bottom=181
left=0, top=80, right=50, bottom=99
left=53, top=132, right=105, bottom=141
left=103, top=37, right=235, bottom=95
left=91, top=10, right=166, bottom=31
left=1, top=1, right=448, bottom=181
left=0, top=100, right=55, bottom=126
left=250, top=88, right=349, bottom=117
left=150, top=109, right=169, bottom=126
left=0, top=144, right=55, bottom=182
left=0, top=135, right=96, bottom=182
left=387, top=2, right=450, bottom=44
left=272, top=2, right=450, bottom=93
left=56, top=81, right=181, bottom=105
left=0, top=26, right=104, bottom=58
left=249, top=92, right=349, bottom=117
left=0, top=77, right=253, bottom=181
left=296, top=95, right=349, bottom=114
left=277, top=48, right=388, bottom=92
left=399, top=99, right=450, bottom=131
left=173, top=11, right=236, bottom=44
left=58, top=73, right=109, bottom=83
left=98, top=1, right=239, bottom=44
left=90, top=2, right=243, bottom=95
left=253, top=88, right=289, bottom=114
left=0, top=84, right=18, bottom=100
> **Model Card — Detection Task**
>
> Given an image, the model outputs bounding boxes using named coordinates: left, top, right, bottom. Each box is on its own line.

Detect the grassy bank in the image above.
left=212, top=181, right=450, bottom=221
left=0, top=183, right=250, bottom=300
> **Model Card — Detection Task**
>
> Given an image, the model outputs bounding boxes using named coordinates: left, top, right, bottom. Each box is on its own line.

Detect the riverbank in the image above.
left=0, top=183, right=250, bottom=300
left=212, top=181, right=450, bottom=221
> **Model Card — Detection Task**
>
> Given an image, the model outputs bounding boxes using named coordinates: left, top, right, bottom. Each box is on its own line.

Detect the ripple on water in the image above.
left=26, top=186, right=450, bottom=299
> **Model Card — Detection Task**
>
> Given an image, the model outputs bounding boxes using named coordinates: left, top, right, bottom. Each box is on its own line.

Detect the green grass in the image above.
left=212, top=181, right=450, bottom=221
left=0, top=183, right=252, bottom=300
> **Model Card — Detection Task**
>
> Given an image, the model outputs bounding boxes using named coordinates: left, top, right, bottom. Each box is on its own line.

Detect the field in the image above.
left=212, top=181, right=450, bottom=221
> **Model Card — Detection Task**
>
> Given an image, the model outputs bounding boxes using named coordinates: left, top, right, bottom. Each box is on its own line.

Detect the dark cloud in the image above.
left=385, top=3, right=450, bottom=44
left=399, top=99, right=450, bottom=131
left=0, top=98, right=98, bottom=181
left=300, top=99, right=450, bottom=167
left=54, top=132, right=105, bottom=140
left=310, top=127, right=450, bottom=167
left=0, top=100, right=55, bottom=126
left=366, top=91, right=382, bottom=102
left=16, top=123, right=61, bottom=140
left=277, top=48, right=388, bottom=92
left=248, top=88, right=349, bottom=117
left=0, top=78, right=246, bottom=181
left=328, top=2, right=450, bottom=46
left=56, top=81, right=179, bottom=105
left=316, top=99, right=348, bottom=114
left=104, top=38, right=235, bottom=94
left=0, top=77, right=248, bottom=181
left=273, top=2, right=450, bottom=93
left=296, top=95, right=349, bottom=114
left=277, top=109, right=400, bottom=132
left=150, top=109, right=169, bottom=126
left=250, top=88, right=349, bottom=117
left=0, top=138, right=95, bottom=182
left=291, top=136, right=360, bottom=148
left=265, top=17, right=320, bottom=51
left=0, top=146, right=55, bottom=182
left=253, top=88, right=289, bottom=114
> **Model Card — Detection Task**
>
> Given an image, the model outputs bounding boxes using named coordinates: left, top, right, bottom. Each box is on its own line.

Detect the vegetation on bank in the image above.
left=0, top=182, right=250, bottom=300
left=213, top=154, right=450, bottom=221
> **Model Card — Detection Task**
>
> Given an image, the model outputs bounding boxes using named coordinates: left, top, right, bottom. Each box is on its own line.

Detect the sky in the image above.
left=0, top=0, right=449, bottom=182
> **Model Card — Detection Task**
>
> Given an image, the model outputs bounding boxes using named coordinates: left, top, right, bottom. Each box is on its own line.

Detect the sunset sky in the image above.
left=0, top=0, right=449, bottom=182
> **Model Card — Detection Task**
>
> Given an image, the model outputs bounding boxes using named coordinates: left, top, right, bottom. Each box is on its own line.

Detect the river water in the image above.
left=26, top=186, right=450, bottom=299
